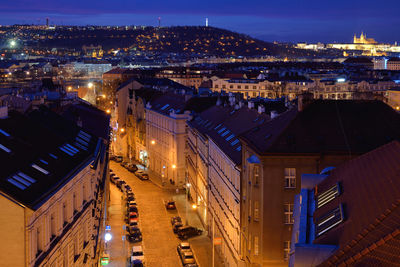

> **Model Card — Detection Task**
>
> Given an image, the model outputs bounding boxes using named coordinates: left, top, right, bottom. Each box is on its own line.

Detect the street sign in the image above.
left=122, top=235, right=126, bottom=241
left=105, top=225, right=111, bottom=230
left=122, top=225, right=126, bottom=230
left=100, top=256, right=110, bottom=265
left=214, top=237, right=222, bottom=245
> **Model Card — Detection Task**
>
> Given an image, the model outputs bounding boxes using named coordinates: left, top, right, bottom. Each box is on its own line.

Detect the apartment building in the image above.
left=311, top=78, right=396, bottom=100
left=290, top=141, right=400, bottom=266
left=187, top=96, right=287, bottom=267
left=0, top=105, right=109, bottom=267
left=156, top=68, right=204, bottom=89
left=239, top=98, right=400, bottom=266
left=211, top=77, right=313, bottom=100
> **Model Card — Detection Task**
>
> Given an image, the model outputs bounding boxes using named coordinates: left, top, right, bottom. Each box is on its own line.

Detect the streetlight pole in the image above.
left=185, top=182, right=190, bottom=225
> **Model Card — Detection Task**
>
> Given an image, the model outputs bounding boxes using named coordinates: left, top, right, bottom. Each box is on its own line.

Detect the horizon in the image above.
left=0, top=0, right=399, bottom=44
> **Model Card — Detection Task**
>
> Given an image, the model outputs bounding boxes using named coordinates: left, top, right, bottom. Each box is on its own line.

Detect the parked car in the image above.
left=126, top=212, right=138, bottom=223
left=177, top=242, right=192, bottom=255
left=127, top=195, right=135, bottom=202
left=130, top=259, right=143, bottom=267
left=173, top=221, right=184, bottom=233
left=127, top=200, right=137, bottom=207
left=126, top=163, right=138, bottom=173
left=165, top=200, right=176, bottom=210
left=180, top=251, right=196, bottom=266
left=135, top=170, right=149, bottom=180
left=127, top=227, right=142, bottom=242
left=171, top=216, right=182, bottom=225
left=131, top=246, right=144, bottom=263
left=114, top=156, right=123, bottom=162
left=128, top=206, right=138, bottom=214
left=117, top=180, right=126, bottom=190
left=125, top=184, right=132, bottom=192
left=128, top=219, right=138, bottom=228
left=121, top=161, right=129, bottom=168
left=111, top=175, right=120, bottom=184
left=109, top=155, right=116, bottom=161
left=177, top=226, right=203, bottom=240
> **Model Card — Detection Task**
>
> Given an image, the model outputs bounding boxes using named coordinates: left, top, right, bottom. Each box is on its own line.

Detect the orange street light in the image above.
left=192, top=204, right=197, bottom=209
left=106, top=109, right=111, bottom=114
left=151, top=140, right=156, bottom=145
left=172, top=164, right=176, bottom=169
left=120, top=128, right=125, bottom=133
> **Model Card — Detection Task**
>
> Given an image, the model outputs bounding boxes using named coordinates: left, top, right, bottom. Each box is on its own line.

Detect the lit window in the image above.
left=254, top=201, right=259, bottom=221
left=284, top=203, right=294, bottom=224
left=283, top=241, right=291, bottom=261
left=316, top=183, right=341, bottom=208
left=32, top=164, right=49, bottom=175
left=254, top=165, right=260, bottom=186
left=254, top=236, right=259, bottom=255
left=284, top=168, right=296, bottom=188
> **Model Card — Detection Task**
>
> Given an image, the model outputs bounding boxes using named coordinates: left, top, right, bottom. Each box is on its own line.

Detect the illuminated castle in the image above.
left=353, top=32, right=377, bottom=44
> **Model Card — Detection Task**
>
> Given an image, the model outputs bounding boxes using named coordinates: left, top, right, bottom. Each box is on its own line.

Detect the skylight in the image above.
left=0, top=144, right=11, bottom=153
left=218, top=127, right=226, bottom=134
left=221, top=130, right=230, bottom=137
left=32, top=164, right=49, bottom=175
left=161, top=104, right=169, bottom=110
left=49, top=153, right=58, bottom=159
left=316, top=204, right=344, bottom=236
left=214, top=124, right=222, bottom=130
left=0, top=129, right=10, bottom=137
left=231, top=139, right=240, bottom=146
left=317, top=183, right=341, bottom=208
left=7, top=172, right=36, bottom=190
left=226, top=134, right=235, bottom=141
left=236, top=146, right=242, bottom=151
left=40, top=159, right=49, bottom=165
left=60, top=146, right=75, bottom=156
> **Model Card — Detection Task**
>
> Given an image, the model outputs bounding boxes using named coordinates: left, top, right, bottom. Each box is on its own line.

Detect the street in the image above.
left=106, top=161, right=223, bottom=267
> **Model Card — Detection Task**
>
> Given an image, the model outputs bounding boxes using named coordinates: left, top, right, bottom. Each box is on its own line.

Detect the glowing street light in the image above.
left=106, top=109, right=111, bottom=114
left=151, top=140, right=156, bottom=145
left=192, top=204, right=197, bottom=209
left=104, top=232, right=112, bottom=242
left=88, top=82, right=94, bottom=88
left=9, top=40, right=16, bottom=47
left=120, top=128, right=125, bottom=133
left=172, top=164, right=176, bottom=169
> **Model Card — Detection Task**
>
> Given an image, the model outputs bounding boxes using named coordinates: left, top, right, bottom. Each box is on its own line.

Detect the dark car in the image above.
left=128, top=206, right=138, bottom=214
left=125, top=184, right=132, bottom=192
left=121, top=161, right=129, bottom=168
left=171, top=216, right=182, bottom=225
left=117, top=180, right=126, bottom=190
left=130, top=259, right=143, bottom=267
left=126, top=163, right=138, bottom=173
left=127, top=195, right=135, bottom=202
left=165, top=200, right=176, bottom=210
left=177, top=226, right=203, bottom=240
left=127, top=227, right=142, bottom=242
left=173, top=222, right=184, bottom=233
left=135, top=170, right=149, bottom=180
left=114, top=156, right=123, bottom=162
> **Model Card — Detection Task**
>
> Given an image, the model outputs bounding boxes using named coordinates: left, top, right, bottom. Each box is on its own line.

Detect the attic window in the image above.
left=316, top=204, right=344, bottom=236
left=317, top=183, right=341, bottom=209
left=0, top=144, right=11, bottom=153
left=32, top=164, right=49, bottom=175
left=236, top=145, right=242, bottom=151
left=40, top=159, right=49, bottom=165
left=231, top=139, right=240, bottom=146
left=221, top=130, right=230, bottom=137
left=7, top=172, right=36, bottom=190
left=49, top=153, right=58, bottom=159
left=214, top=124, right=222, bottom=130
left=60, top=145, right=76, bottom=156
left=0, top=129, right=10, bottom=137
left=218, top=127, right=226, bottom=134
left=160, top=104, right=169, bottom=110
left=226, top=134, right=235, bottom=141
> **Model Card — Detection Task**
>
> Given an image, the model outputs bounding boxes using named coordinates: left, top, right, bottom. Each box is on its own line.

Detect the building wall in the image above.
left=241, top=147, right=355, bottom=267
left=26, top=163, right=100, bottom=267
left=146, top=109, right=190, bottom=186
left=208, top=139, right=241, bottom=267
left=0, top=195, right=26, bottom=267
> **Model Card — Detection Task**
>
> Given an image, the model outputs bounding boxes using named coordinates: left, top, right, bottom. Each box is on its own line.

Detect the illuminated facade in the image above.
left=353, top=32, right=377, bottom=44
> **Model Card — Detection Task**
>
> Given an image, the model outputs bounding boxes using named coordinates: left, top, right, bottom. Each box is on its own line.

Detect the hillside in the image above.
left=3, top=25, right=341, bottom=58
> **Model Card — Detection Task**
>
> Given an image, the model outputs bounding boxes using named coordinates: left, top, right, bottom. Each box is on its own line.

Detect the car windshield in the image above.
left=185, top=255, right=194, bottom=259
left=132, top=251, right=143, bottom=256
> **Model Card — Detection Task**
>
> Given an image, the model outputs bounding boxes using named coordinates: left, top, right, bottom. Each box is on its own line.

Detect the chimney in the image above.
left=258, top=105, right=265, bottom=114
left=0, top=106, right=8, bottom=119
left=298, top=92, right=314, bottom=112
left=270, top=110, right=278, bottom=119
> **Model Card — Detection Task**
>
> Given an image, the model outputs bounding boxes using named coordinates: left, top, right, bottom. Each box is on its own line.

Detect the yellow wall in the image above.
left=0, top=194, right=26, bottom=267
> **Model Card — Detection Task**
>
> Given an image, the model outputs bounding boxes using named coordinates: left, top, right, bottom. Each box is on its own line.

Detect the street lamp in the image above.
left=172, top=164, right=176, bottom=169
left=104, top=232, right=112, bottom=242
left=88, top=82, right=94, bottom=88
left=192, top=204, right=197, bottom=209
left=151, top=140, right=156, bottom=145
left=120, top=128, right=125, bottom=133
left=185, top=182, right=191, bottom=225
left=9, top=40, right=16, bottom=48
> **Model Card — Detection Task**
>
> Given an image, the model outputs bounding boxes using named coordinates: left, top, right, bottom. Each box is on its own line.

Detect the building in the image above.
left=290, top=141, right=400, bottom=266
left=387, top=57, right=400, bottom=70
left=239, top=98, right=400, bottom=266
left=156, top=68, right=204, bottom=89
left=0, top=105, right=109, bottom=267
left=187, top=96, right=287, bottom=267
left=353, top=32, right=377, bottom=44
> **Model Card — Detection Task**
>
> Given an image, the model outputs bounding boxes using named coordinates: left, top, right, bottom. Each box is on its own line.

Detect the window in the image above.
left=50, top=213, right=56, bottom=239
left=254, top=201, right=259, bottom=221
left=316, top=204, right=344, bottom=237
left=253, top=165, right=260, bottom=186
left=215, top=84, right=219, bottom=88
left=284, top=168, right=296, bottom=188
left=73, top=193, right=78, bottom=214
left=63, top=202, right=68, bottom=225
left=82, top=185, right=86, bottom=204
left=284, top=203, right=294, bottom=224
left=284, top=241, right=291, bottom=261
left=316, top=183, right=341, bottom=208
left=254, top=236, right=259, bottom=255
left=36, top=226, right=43, bottom=256
left=248, top=233, right=252, bottom=251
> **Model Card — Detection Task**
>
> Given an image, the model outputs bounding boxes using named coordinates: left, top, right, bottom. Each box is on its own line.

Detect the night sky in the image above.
left=0, top=0, right=399, bottom=43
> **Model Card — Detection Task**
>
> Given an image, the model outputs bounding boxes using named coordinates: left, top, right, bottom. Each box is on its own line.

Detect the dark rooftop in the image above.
left=241, top=100, right=400, bottom=155
left=313, top=141, right=400, bottom=266
left=0, top=107, right=98, bottom=210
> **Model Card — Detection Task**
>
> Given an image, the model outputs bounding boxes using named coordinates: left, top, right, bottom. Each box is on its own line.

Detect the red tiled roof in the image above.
left=313, top=141, right=400, bottom=266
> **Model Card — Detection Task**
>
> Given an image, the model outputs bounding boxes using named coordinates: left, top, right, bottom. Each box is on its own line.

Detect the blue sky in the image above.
left=0, top=0, right=399, bottom=43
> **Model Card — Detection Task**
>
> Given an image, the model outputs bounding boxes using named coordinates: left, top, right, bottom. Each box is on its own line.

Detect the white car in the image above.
left=131, top=245, right=144, bottom=263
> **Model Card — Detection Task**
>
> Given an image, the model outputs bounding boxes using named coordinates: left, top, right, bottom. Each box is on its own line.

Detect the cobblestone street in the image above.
left=106, top=161, right=223, bottom=267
